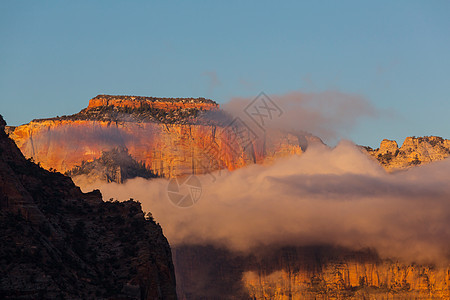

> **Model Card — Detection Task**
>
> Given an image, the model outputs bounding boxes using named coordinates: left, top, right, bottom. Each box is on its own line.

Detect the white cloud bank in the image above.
left=76, top=141, right=450, bottom=264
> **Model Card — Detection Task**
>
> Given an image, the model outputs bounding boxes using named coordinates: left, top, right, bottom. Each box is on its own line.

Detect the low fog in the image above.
left=76, top=141, right=450, bottom=264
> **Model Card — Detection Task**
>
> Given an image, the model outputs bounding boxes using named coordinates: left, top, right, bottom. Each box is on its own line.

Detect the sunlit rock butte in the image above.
left=7, top=94, right=306, bottom=179
left=0, top=115, right=177, bottom=299
left=365, top=136, right=450, bottom=171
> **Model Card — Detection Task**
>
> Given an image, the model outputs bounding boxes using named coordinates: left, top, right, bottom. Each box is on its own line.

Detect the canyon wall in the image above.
left=243, top=261, right=450, bottom=299
left=7, top=95, right=305, bottom=178
left=174, top=245, right=449, bottom=300
left=9, top=119, right=304, bottom=178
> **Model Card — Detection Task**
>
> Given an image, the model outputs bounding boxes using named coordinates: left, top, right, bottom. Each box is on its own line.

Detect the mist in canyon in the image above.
left=76, top=139, right=450, bottom=265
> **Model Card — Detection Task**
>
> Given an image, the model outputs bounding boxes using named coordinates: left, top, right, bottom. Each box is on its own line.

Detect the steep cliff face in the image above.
left=243, top=261, right=450, bottom=299
left=366, top=136, right=450, bottom=171
left=0, top=115, right=177, bottom=299
left=173, top=245, right=450, bottom=300
left=8, top=95, right=305, bottom=178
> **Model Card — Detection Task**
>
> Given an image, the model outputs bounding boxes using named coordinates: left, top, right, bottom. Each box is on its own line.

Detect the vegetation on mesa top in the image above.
left=31, top=95, right=220, bottom=124
left=92, top=94, right=217, bottom=104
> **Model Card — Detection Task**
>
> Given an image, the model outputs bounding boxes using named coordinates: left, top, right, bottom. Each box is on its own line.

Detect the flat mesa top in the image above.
left=93, top=94, right=216, bottom=105
left=28, top=94, right=219, bottom=124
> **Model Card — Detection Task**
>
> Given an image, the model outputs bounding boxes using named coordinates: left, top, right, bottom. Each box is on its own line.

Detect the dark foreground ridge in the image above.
left=0, top=115, right=177, bottom=299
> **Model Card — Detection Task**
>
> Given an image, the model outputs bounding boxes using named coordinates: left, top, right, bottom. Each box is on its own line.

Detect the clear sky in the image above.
left=1, top=1, right=449, bottom=147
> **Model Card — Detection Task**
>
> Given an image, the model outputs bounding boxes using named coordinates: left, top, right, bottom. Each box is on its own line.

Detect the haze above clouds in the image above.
left=223, top=90, right=379, bottom=145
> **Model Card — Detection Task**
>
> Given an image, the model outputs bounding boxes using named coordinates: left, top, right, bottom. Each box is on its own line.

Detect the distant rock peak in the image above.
left=366, top=135, right=450, bottom=171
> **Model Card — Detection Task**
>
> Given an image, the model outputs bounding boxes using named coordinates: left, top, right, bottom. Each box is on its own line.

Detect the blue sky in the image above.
left=1, top=1, right=449, bottom=147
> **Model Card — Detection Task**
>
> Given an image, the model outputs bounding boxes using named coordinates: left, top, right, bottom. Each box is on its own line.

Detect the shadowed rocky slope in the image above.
left=0, top=115, right=177, bottom=299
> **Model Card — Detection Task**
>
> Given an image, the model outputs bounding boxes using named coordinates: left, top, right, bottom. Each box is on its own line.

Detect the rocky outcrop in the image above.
left=4, top=126, right=15, bottom=136
left=7, top=95, right=306, bottom=178
left=66, top=147, right=158, bottom=184
left=0, top=114, right=177, bottom=299
left=174, top=245, right=450, bottom=299
left=366, top=136, right=450, bottom=171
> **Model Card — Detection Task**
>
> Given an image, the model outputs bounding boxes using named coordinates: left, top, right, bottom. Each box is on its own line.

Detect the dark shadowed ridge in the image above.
left=0, top=114, right=177, bottom=299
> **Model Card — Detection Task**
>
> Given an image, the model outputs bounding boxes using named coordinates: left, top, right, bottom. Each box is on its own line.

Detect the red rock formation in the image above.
left=8, top=95, right=305, bottom=178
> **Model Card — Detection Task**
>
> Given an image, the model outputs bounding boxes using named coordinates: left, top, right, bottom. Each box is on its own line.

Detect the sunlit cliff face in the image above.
left=8, top=95, right=305, bottom=178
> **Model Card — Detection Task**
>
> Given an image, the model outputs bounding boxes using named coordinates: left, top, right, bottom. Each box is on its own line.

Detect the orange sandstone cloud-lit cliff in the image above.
left=7, top=95, right=306, bottom=178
